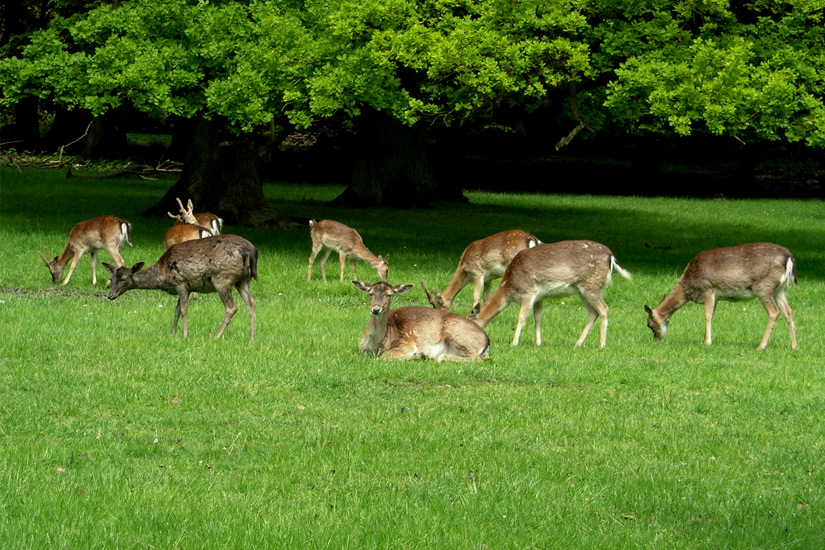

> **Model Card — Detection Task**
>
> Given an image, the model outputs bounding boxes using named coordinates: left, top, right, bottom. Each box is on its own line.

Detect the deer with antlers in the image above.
left=353, top=280, right=490, bottom=361
left=104, top=234, right=258, bottom=339
left=421, top=229, right=541, bottom=313
left=469, top=240, right=631, bottom=348
left=164, top=198, right=217, bottom=250
left=38, top=215, right=132, bottom=286
left=645, top=242, right=797, bottom=350
left=167, top=197, right=223, bottom=235
left=308, top=220, right=388, bottom=282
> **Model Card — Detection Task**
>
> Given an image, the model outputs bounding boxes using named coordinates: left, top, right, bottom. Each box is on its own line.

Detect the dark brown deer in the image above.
left=308, top=220, right=388, bottom=282
left=104, top=235, right=258, bottom=339
left=353, top=281, right=490, bottom=361
left=644, top=242, right=797, bottom=350
left=469, top=240, right=631, bottom=348
left=421, top=229, right=541, bottom=312
left=38, top=215, right=132, bottom=286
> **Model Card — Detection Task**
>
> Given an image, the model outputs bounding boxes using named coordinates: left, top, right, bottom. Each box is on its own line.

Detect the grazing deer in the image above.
left=308, top=220, right=388, bottom=282
left=421, top=229, right=541, bottom=312
left=469, top=240, right=631, bottom=348
left=103, top=234, right=258, bottom=339
left=167, top=197, right=223, bottom=235
left=38, top=215, right=132, bottom=286
left=644, top=242, right=797, bottom=350
left=353, top=281, right=490, bottom=361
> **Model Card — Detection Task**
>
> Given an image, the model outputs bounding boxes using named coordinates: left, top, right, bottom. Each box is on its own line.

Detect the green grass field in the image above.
left=1, top=165, right=824, bottom=548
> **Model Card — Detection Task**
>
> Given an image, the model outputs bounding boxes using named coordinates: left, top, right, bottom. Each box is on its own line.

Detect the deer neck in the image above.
left=653, top=282, right=689, bottom=322
left=437, top=271, right=470, bottom=308
left=360, top=309, right=390, bottom=354
left=472, top=285, right=512, bottom=328
left=131, top=265, right=166, bottom=291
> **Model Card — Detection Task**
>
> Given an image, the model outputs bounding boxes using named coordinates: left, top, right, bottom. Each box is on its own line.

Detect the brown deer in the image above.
left=421, top=229, right=541, bottom=312
left=167, top=198, right=223, bottom=235
left=163, top=224, right=213, bottom=250
left=469, top=240, right=631, bottom=348
left=38, top=215, right=132, bottom=286
left=644, top=242, right=797, bottom=350
left=308, top=220, right=388, bottom=282
left=103, top=235, right=258, bottom=339
left=353, top=281, right=490, bottom=361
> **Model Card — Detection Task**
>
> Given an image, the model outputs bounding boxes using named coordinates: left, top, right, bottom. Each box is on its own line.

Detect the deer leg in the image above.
left=482, top=278, right=494, bottom=303
left=236, top=280, right=256, bottom=340
left=350, top=258, right=358, bottom=282
left=513, top=295, right=537, bottom=346
left=308, top=245, right=322, bottom=281
left=215, top=288, right=238, bottom=338
left=61, top=250, right=84, bottom=286
left=703, top=292, right=717, bottom=346
left=106, top=246, right=125, bottom=288
left=172, top=295, right=183, bottom=336
left=533, top=300, right=544, bottom=346
left=775, top=291, right=797, bottom=350
left=471, top=276, right=485, bottom=308
left=319, top=249, right=333, bottom=282
left=575, top=291, right=608, bottom=348
left=90, top=250, right=99, bottom=286
left=756, top=296, right=781, bottom=351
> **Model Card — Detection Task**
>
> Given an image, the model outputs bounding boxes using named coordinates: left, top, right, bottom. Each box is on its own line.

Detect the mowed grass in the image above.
left=1, top=165, right=824, bottom=548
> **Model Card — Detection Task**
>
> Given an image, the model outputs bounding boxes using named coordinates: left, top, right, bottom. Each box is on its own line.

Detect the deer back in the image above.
left=502, top=240, right=617, bottom=294
left=164, top=224, right=213, bottom=250
left=462, top=229, right=541, bottom=276
left=159, top=235, right=258, bottom=290
left=678, top=243, right=795, bottom=301
left=386, top=306, right=489, bottom=356
left=194, top=213, right=223, bottom=235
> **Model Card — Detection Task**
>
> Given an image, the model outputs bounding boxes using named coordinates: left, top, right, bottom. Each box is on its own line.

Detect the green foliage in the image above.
left=2, top=167, right=825, bottom=548
left=602, top=1, right=825, bottom=145
left=1, top=0, right=823, bottom=144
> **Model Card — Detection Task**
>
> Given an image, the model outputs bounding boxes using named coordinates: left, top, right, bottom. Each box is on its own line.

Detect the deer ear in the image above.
left=130, top=262, right=146, bottom=274
left=353, top=280, right=370, bottom=293
left=644, top=305, right=653, bottom=315
left=102, top=262, right=116, bottom=274
left=393, top=284, right=414, bottom=295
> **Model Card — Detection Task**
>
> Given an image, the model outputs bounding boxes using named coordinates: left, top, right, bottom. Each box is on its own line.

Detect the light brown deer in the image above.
left=308, top=220, right=388, bottom=282
left=644, top=242, right=797, bottom=350
left=353, top=281, right=490, bottom=361
left=38, top=215, right=132, bottom=286
left=469, top=240, right=631, bottom=348
left=163, top=224, right=213, bottom=250
left=421, top=229, right=541, bottom=312
left=103, top=234, right=258, bottom=339
left=167, top=198, right=223, bottom=235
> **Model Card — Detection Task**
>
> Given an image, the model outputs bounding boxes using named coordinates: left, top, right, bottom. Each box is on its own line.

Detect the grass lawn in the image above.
left=1, top=165, right=824, bottom=548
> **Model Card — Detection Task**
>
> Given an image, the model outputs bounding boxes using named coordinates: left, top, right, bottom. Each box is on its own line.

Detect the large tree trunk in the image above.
left=143, top=117, right=300, bottom=227
left=334, top=108, right=456, bottom=207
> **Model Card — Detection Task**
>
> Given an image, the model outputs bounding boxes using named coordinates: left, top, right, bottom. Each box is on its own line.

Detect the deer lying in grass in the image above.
left=421, top=229, right=541, bottom=312
left=167, top=197, right=223, bottom=235
left=104, top=234, right=258, bottom=339
left=353, top=281, right=490, bottom=361
left=38, top=215, right=132, bottom=286
left=645, top=242, right=797, bottom=350
left=469, top=240, right=631, bottom=348
left=308, top=220, right=388, bottom=282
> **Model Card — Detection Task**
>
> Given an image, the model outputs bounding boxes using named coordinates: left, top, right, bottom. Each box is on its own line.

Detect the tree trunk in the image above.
left=84, top=110, right=128, bottom=160
left=143, top=117, right=301, bottom=227
left=334, top=108, right=452, bottom=207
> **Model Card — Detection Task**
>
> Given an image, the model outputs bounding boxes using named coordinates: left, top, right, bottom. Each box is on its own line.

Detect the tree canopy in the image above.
left=1, top=0, right=823, bottom=215
left=3, top=0, right=824, bottom=144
